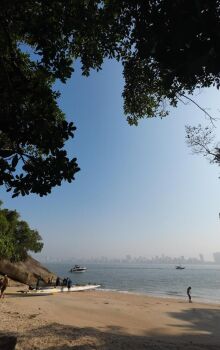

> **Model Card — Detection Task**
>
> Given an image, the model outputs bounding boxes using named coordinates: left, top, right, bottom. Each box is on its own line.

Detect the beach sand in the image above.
left=1, top=288, right=220, bottom=349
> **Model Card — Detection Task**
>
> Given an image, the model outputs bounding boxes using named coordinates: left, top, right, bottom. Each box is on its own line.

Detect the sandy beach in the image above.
left=0, top=288, right=220, bottom=349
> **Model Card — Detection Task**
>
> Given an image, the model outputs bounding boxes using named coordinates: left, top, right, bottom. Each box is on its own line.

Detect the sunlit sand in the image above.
left=1, top=288, right=220, bottom=349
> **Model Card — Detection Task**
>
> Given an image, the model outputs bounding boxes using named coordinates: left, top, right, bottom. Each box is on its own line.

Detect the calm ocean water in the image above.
left=45, top=263, right=220, bottom=303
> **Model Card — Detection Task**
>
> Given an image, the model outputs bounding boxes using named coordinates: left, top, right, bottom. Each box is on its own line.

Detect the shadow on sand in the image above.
left=1, top=306, right=220, bottom=349
left=167, top=307, right=220, bottom=339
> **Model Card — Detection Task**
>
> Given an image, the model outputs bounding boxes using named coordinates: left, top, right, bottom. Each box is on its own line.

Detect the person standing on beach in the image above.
left=36, top=276, right=41, bottom=290
left=67, top=278, right=72, bottom=291
left=187, top=286, right=192, bottom=303
left=0, top=275, right=9, bottom=298
left=56, top=277, right=61, bottom=287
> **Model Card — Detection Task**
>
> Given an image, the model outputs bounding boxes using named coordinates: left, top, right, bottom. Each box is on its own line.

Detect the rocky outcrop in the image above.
left=0, top=256, right=56, bottom=286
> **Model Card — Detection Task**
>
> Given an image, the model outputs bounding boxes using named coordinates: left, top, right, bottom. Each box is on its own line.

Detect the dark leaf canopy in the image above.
left=1, top=1, right=220, bottom=195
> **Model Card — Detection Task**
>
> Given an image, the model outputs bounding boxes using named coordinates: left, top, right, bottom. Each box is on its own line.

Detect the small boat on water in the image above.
left=69, top=265, right=87, bottom=272
left=175, top=265, right=185, bottom=270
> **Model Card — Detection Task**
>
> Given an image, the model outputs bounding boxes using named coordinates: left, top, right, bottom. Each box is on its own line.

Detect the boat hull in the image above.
left=18, top=284, right=100, bottom=295
left=69, top=265, right=87, bottom=272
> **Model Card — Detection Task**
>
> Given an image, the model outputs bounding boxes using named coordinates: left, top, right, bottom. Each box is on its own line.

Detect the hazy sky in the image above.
left=1, top=59, right=220, bottom=261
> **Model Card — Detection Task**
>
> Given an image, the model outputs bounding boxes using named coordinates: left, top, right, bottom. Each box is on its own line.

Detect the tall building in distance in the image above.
left=213, top=252, right=220, bottom=264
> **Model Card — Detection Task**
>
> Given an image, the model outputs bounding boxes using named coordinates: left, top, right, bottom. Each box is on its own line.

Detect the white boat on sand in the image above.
left=18, top=290, right=54, bottom=296
left=18, top=284, right=100, bottom=296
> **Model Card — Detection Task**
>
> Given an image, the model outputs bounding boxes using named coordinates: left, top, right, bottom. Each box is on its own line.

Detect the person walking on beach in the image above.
left=36, top=276, right=41, bottom=290
left=187, top=286, right=192, bottom=303
left=67, top=278, right=72, bottom=291
left=0, top=275, right=9, bottom=299
left=56, top=277, right=61, bottom=287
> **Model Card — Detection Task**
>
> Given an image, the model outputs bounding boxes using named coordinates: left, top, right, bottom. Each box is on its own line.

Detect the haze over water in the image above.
left=46, top=263, right=220, bottom=304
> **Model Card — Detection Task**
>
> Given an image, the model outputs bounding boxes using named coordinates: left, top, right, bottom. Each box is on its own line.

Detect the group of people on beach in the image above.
left=61, top=277, right=72, bottom=290
left=47, top=276, right=54, bottom=285
left=35, top=275, right=72, bottom=290
left=0, top=275, right=8, bottom=298
left=55, top=276, right=72, bottom=289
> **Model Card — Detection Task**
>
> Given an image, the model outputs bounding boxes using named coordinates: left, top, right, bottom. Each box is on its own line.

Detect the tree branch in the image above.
left=179, top=93, right=217, bottom=127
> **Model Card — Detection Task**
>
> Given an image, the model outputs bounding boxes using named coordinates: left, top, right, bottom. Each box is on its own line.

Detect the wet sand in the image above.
left=1, top=287, right=220, bottom=349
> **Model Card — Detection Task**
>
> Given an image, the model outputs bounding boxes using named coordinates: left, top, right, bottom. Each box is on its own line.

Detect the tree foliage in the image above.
left=1, top=1, right=220, bottom=196
left=186, top=125, right=220, bottom=165
left=0, top=201, right=43, bottom=261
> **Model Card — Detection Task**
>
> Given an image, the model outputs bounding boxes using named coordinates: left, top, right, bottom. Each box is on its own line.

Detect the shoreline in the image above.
left=6, top=284, right=220, bottom=305
left=1, top=287, right=220, bottom=349
left=97, top=288, right=220, bottom=305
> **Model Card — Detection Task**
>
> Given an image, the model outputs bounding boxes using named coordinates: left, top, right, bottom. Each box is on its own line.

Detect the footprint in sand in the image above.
left=28, top=314, right=39, bottom=319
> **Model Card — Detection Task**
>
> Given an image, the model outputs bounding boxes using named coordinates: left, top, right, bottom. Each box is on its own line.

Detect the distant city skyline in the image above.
left=35, top=252, right=219, bottom=264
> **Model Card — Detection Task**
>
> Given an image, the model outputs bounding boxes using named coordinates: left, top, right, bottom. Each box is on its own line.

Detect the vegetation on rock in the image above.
left=0, top=201, right=43, bottom=261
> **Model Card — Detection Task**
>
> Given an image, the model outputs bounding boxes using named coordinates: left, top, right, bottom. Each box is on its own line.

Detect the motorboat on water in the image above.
left=175, top=265, right=185, bottom=270
left=69, top=265, right=87, bottom=272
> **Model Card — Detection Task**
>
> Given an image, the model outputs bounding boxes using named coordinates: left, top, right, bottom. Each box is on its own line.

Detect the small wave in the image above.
left=98, top=288, right=118, bottom=292
left=166, top=291, right=183, bottom=296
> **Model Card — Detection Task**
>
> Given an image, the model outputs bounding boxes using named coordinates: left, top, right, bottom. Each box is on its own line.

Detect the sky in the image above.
left=1, top=59, right=220, bottom=262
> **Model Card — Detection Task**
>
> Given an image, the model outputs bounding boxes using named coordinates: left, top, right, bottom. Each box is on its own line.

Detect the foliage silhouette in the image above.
left=1, top=1, right=220, bottom=195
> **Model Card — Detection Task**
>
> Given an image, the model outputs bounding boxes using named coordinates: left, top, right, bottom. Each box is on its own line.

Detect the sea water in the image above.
left=44, top=263, right=220, bottom=303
